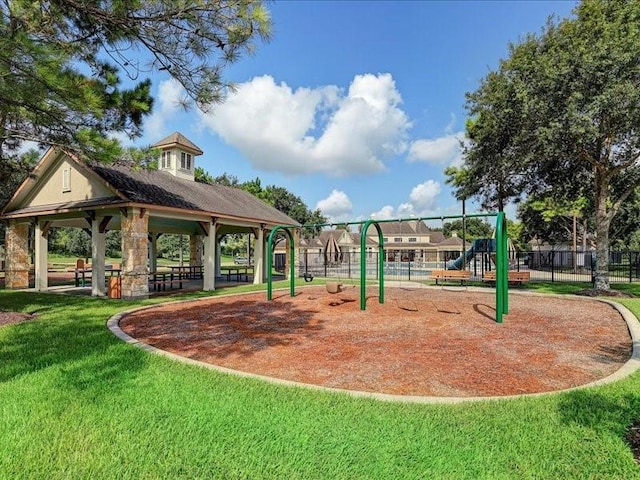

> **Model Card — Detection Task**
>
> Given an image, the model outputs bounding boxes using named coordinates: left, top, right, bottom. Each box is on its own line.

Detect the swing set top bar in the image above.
left=302, top=212, right=499, bottom=230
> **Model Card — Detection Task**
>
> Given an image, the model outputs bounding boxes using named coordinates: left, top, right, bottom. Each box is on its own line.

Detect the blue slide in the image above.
left=446, top=238, right=495, bottom=270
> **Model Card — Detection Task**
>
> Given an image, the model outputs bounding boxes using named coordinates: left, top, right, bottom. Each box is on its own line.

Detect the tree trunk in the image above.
left=593, top=169, right=611, bottom=290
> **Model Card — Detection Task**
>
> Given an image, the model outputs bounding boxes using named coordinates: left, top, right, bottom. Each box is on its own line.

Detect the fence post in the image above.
left=408, top=261, right=411, bottom=281
left=551, top=251, right=555, bottom=283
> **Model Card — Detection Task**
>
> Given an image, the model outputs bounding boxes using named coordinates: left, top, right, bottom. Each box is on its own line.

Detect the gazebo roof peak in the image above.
left=151, top=132, right=203, bottom=156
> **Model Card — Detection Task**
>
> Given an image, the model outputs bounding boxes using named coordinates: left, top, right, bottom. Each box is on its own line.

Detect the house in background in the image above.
left=275, top=220, right=470, bottom=269
left=1, top=132, right=298, bottom=298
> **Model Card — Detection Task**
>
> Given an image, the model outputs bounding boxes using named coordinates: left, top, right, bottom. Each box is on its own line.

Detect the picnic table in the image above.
left=148, top=271, right=183, bottom=291
left=73, top=260, right=120, bottom=287
left=220, top=265, right=253, bottom=282
left=169, top=265, right=203, bottom=279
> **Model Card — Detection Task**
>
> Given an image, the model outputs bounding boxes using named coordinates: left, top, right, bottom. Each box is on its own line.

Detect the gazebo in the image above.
left=1, top=132, right=299, bottom=298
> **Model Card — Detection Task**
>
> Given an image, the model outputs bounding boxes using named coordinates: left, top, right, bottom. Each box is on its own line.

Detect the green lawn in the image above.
left=1, top=283, right=640, bottom=478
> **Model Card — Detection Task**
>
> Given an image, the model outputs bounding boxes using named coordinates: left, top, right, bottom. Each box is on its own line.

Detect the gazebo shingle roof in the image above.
left=90, top=164, right=298, bottom=225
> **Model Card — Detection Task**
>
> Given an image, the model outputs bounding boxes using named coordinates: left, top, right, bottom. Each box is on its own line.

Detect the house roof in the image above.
left=88, top=163, right=298, bottom=225
left=151, top=132, right=203, bottom=155
left=377, top=220, right=446, bottom=243
left=437, top=236, right=470, bottom=248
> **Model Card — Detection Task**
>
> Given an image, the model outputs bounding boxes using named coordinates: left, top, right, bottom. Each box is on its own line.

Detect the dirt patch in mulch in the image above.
left=626, top=420, right=640, bottom=463
left=118, top=287, right=633, bottom=398
left=0, top=311, right=37, bottom=327
left=576, top=288, right=635, bottom=298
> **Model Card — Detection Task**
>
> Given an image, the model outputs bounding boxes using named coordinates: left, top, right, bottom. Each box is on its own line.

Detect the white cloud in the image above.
left=370, top=205, right=396, bottom=220
left=145, top=79, right=189, bottom=140
left=407, top=131, right=465, bottom=167
left=444, top=113, right=457, bottom=134
left=369, top=179, right=442, bottom=219
left=409, top=180, right=441, bottom=211
left=316, top=190, right=353, bottom=222
left=200, top=73, right=411, bottom=176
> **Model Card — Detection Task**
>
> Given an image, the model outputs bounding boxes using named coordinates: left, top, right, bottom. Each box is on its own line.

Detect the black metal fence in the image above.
left=287, top=249, right=640, bottom=284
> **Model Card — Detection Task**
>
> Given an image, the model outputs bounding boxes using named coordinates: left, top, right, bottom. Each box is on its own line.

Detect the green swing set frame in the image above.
left=266, top=211, right=509, bottom=323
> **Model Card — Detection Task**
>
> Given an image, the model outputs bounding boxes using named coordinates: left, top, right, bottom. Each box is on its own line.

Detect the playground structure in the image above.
left=267, top=212, right=510, bottom=323
left=446, top=238, right=496, bottom=270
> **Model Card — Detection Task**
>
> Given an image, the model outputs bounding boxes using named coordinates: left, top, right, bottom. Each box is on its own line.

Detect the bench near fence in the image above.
left=482, top=270, right=530, bottom=286
left=429, top=269, right=471, bottom=285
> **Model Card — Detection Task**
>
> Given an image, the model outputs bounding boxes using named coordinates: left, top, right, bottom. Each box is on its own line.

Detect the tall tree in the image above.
left=0, top=0, right=271, bottom=164
left=443, top=218, right=493, bottom=242
left=208, top=171, right=327, bottom=237
left=453, top=0, right=640, bottom=290
left=518, top=197, right=588, bottom=249
left=446, top=77, right=528, bottom=212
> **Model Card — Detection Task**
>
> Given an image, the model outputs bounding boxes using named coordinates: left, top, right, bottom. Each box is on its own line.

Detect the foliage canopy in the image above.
left=0, top=0, right=271, bottom=164
left=449, top=0, right=640, bottom=289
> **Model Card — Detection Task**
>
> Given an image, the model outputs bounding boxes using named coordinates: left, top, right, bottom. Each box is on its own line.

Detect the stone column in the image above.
left=253, top=227, right=264, bottom=285
left=34, top=220, right=48, bottom=291
left=91, top=217, right=106, bottom=296
left=120, top=208, right=149, bottom=299
left=5, top=220, right=30, bottom=289
left=293, top=228, right=301, bottom=278
left=189, top=235, right=203, bottom=266
left=203, top=221, right=217, bottom=291
left=285, top=228, right=301, bottom=279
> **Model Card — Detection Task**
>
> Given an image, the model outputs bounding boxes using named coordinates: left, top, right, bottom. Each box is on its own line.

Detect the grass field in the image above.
left=1, top=282, right=640, bottom=478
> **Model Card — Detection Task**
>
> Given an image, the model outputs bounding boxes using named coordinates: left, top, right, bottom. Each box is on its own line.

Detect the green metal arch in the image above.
left=495, top=211, right=509, bottom=323
left=360, top=219, right=385, bottom=310
left=266, top=226, right=296, bottom=300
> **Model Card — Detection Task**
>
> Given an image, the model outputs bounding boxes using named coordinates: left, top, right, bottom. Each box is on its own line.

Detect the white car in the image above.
left=234, top=256, right=249, bottom=265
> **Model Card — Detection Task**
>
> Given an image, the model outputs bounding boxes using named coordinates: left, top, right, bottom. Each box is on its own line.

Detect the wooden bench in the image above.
left=482, top=270, right=530, bottom=286
left=429, top=269, right=471, bottom=285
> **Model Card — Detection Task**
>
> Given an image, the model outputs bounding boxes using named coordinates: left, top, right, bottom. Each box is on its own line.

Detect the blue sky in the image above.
left=133, top=0, right=577, bottom=224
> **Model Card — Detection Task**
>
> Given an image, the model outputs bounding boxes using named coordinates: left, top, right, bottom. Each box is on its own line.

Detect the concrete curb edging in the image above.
left=106, top=290, right=640, bottom=405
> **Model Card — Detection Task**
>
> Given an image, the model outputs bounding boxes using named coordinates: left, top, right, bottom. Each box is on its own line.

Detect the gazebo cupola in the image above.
left=152, top=132, right=204, bottom=181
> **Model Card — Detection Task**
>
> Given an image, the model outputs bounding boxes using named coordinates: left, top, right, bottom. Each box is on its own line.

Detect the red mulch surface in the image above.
left=120, top=286, right=633, bottom=398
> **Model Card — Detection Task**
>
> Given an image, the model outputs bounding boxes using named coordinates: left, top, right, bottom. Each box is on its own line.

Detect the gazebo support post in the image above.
left=120, top=207, right=149, bottom=299
left=91, top=217, right=106, bottom=296
left=253, top=226, right=264, bottom=285
left=5, top=220, right=29, bottom=289
left=34, top=219, right=49, bottom=292
left=203, top=220, right=217, bottom=291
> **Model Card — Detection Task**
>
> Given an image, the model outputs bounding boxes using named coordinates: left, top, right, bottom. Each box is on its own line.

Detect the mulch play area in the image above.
left=118, top=286, right=633, bottom=398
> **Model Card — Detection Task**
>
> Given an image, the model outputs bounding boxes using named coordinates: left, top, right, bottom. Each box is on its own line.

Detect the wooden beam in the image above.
left=197, top=221, right=209, bottom=236
left=120, top=207, right=128, bottom=218
left=86, top=210, right=96, bottom=222
left=41, top=221, right=52, bottom=237
left=139, top=208, right=146, bottom=218
left=99, top=216, right=112, bottom=233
